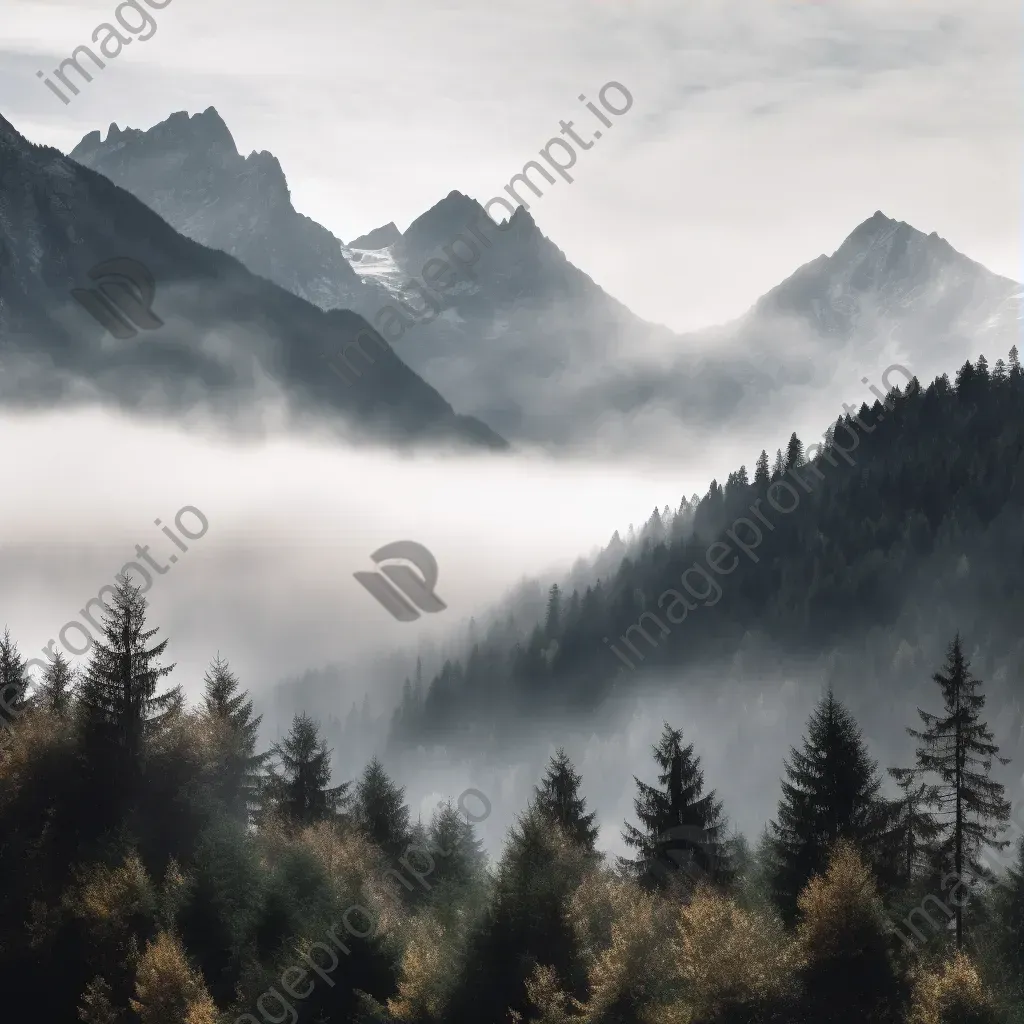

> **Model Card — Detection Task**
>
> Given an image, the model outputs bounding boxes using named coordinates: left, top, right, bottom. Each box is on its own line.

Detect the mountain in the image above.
left=69, top=108, right=385, bottom=316
left=70, top=110, right=1021, bottom=454
left=0, top=113, right=506, bottom=450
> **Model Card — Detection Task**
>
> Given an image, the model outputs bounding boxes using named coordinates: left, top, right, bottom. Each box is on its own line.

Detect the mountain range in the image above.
left=0, top=112, right=505, bottom=451
left=70, top=107, right=1021, bottom=453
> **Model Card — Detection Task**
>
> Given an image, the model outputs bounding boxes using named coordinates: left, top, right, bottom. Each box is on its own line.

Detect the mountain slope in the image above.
left=394, top=357, right=1024, bottom=765
left=0, top=113, right=506, bottom=450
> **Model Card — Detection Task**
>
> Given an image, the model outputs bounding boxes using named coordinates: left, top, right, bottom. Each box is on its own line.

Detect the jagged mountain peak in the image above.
left=239, top=149, right=289, bottom=202
left=69, top=109, right=369, bottom=308
left=400, top=189, right=487, bottom=252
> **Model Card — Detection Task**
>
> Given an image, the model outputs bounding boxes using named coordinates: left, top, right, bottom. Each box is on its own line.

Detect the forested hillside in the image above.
left=1, top=582, right=1022, bottom=1022
left=393, top=349, right=1024, bottom=756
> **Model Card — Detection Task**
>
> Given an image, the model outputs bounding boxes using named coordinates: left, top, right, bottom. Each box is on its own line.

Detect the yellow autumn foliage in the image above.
left=795, top=839, right=888, bottom=963
left=65, top=851, right=155, bottom=938
left=130, top=930, right=219, bottom=1024
left=677, top=883, right=798, bottom=1018
left=907, top=951, right=1001, bottom=1024
left=385, top=916, right=454, bottom=1021
left=576, top=878, right=681, bottom=1022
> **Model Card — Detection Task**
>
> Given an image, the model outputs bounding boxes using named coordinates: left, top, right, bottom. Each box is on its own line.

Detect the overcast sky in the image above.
left=2, top=0, right=1019, bottom=332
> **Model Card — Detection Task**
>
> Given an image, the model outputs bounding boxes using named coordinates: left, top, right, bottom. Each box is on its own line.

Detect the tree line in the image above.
left=0, top=577, right=1022, bottom=1021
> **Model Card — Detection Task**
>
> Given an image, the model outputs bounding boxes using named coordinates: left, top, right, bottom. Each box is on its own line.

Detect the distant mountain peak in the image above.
left=347, top=221, right=402, bottom=250
left=754, top=210, right=1018, bottom=341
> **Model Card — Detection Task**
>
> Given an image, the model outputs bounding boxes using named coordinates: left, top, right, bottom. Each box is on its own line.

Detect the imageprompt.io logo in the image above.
left=71, top=257, right=163, bottom=339
left=354, top=541, right=447, bottom=622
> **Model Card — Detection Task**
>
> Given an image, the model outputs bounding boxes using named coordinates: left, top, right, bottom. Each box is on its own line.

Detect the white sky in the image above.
left=2, top=0, right=1020, bottom=332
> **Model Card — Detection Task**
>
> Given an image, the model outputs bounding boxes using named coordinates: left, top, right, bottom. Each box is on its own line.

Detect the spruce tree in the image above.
left=772, top=449, right=785, bottom=480
left=534, top=748, right=599, bottom=852
left=545, top=584, right=562, bottom=638
left=887, top=770, right=941, bottom=886
left=265, top=713, right=348, bottom=827
left=0, top=627, right=28, bottom=718
left=754, top=449, right=770, bottom=485
left=200, top=654, right=269, bottom=823
left=785, top=431, right=805, bottom=470
left=620, top=723, right=731, bottom=892
left=892, top=633, right=1011, bottom=947
left=768, top=691, right=889, bottom=924
left=353, top=757, right=411, bottom=860
left=427, top=799, right=487, bottom=891
left=1009, top=344, right=1020, bottom=377
left=38, top=650, right=76, bottom=718
left=77, top=575, right=180, bottom=783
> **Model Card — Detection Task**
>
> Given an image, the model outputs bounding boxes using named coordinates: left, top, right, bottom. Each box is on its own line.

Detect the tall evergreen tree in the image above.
left=38, top=650, right=76, bottom=718
left=353, top=757, right=411, bottom=860
left=754, top=449, right=770, bottom=485
left=200, top=654, right=269, bottom=823
left=0, top=627, right=28, bottom=718
left=785, top=431, right=805, bottom=470
left=891, top=633, right=1011, bottom=947
left=534, top=748, right=599, bottom=852
left=265, top=713, right=348, bottom=828
left=77, top=576, right=181, bottom=783
left=768, top=691, right=889, bottom=924
left=1009, top=344, right=1020, bottom=376
left=545, top=584, right=562, bottom=638
left=620, top=723, right=731, bottom=892
left=771, top=449, right=785, bottom=480
left=427, top=799, right=487, bottom=891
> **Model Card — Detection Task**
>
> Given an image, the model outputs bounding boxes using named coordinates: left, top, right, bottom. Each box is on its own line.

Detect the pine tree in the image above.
left=427, top=799, right=487, bottom=891
left=545, top=584, right=562, bottom=638
left=534, top=748, right=599, bottom=852
left=892, top=633, right=1011, bottom=947
left=354, top=757, right=411, bottom=860
left=265, top=713, right=348, bottom=827
left=199, top=654, right=269, bottom=823
left=754, top=450, right=770, bottom=486
left=77, top=576, right=181, bottom=783
left=0, top=627, right=28, bottom=717
left=768, top=691, right=889, bottom=924
left=785, top=432, right=805, bottom=470
left=38, top=650, right=76, bottom=718
left=1010, top=345, right=1021, bottom=377
left=620, top=723, right=731, bottom=893
left=772, top=449, right=785, bottom=480
left=887, top=770, right=941, bottom=885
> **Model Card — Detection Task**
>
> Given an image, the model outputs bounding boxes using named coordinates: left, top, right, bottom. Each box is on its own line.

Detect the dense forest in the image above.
left=0, top=576, right=1022, bottom=1022
left=389, top=348, right=1024, bottom=756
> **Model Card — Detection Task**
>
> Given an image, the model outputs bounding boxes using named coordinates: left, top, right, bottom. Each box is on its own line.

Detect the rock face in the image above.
left=70, top=108, right=386, bottom=317
left=68, top=109, right=1021, bottom=454
left=0, top=112, right=507, bottom=451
